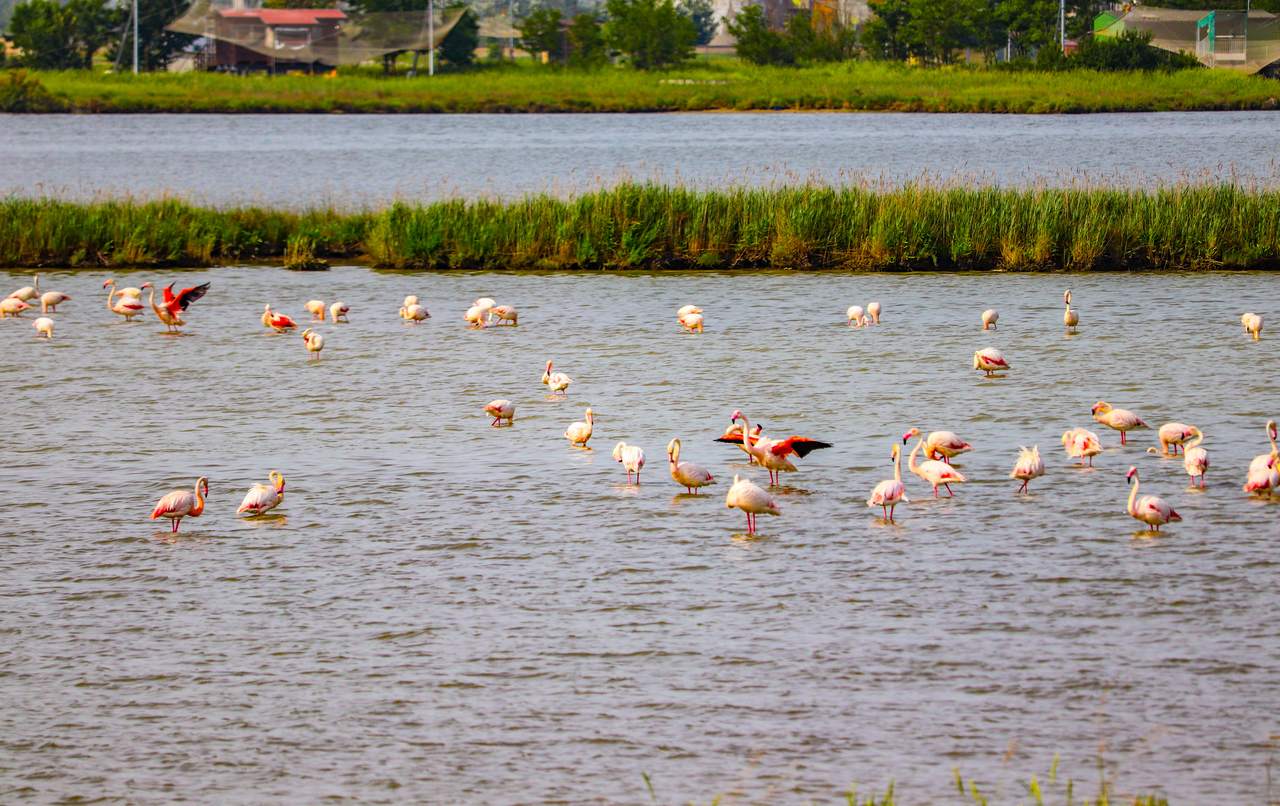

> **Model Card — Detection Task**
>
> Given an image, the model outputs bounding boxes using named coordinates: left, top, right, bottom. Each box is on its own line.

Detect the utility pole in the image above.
left=132, top=0, right=139, bottom=73
left=428, top=0, right=435, bottom=76
left=509, top=0, right=515, bottom=59
left=1059, top=0, right=1065, bottom=53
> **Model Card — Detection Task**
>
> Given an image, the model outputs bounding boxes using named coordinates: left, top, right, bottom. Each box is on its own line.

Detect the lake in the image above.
left=1, top=266, right=1277, bottom=802
left=2, top=111, right=1278, bottom=206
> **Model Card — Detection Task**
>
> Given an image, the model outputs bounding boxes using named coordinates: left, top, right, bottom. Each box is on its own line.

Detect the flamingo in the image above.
left=678, top=305, right=704, bottom=333
left=1063, top=290, right=1079, bottom=333
left=301, top=328, right=324, bottom=361
left=39, top=290, right=71, bottom=313
left=904, top=428, right=966, bottom=497
left=161, top=280, right=211, bottom=316
left=565, top=408, right=594, bottom=447
left=305, top=300, right=326, bottom=320
left=103, top=279, right=144, bottom=321
left=1149, top=422, right=1199, bottom=456
left=1125, top=466, right=1181, bottom=532
left=973, top=347, right=1009, bottom=376
left=867, top=301, right=882, bottom=324
left=490, top=305, right=518, bottom=326
left=8, top=274, right=39, bottom=303
left=667, top=438, right=715, bottom=494
left=237, top=471, right=285, bottom=516
left=905, top=429, right=972, bottom=464
left=1243, top=419, right=1279, bottom=495
left=1009, top=445, right=1045, bottom=493
left=725, top=474, right=780, bottom=535
left=150, top=476, right=208, bottom=534
left=329, top=302, right=349, bottom=323
left=733, top=413, right=796, bottom=486
left=474, top=297, right=496, bottom=325
left=400, top=303, right=430, bottom=323
left=715, top=420, right=764, bottom=464
left=464, top=304, right=487, bottom=329
left=718, top=410, right=831, bottom=465
left=484, top=399, right=515, bottom=427
left=33, top=317, right=54, bottom=339
left=1062, top=427, right=1103, bottom=467
left=1241, top=312, right=1263, bottom=341
left=846, top=305, right=867, bottom=328
left=1182, top=429, right=1209, bottom=488
left=541, top=361, right=572, bottom=395
left=0, top=298, right=31, bottom=318
left=262, top=304, right=298, bottom=333
left=403, top=295, right=419, bottom=308
left=867, top=443, right=909, bottom=520
left=612, top=441, right=646, bottom=484
left=144, top=282, right=184, bottom=332
left=1092, top=401, right=1148, bottom=446
left=981, top=309, right=998, bottom=330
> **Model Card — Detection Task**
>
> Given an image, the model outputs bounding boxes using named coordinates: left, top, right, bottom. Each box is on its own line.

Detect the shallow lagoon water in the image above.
left=3, top=111, right=1279, bottom=206
left=1, top=267, right=1278, bottom=802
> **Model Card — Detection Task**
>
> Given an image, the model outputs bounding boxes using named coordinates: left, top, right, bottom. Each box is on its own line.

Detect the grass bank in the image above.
left=19, top=61, right=1280, bottom=114
left=3, top=183, right=1278, bottom=270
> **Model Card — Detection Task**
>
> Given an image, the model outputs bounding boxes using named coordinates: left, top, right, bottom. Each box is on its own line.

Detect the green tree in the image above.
left=518, top=6, right=564, bottom=62
left=8, top=0, right=118, bottom=69
left=727, top=4, right=793, bottom=65
left=439, top=3, right=477, bottom=66
left=346, top=0, right=425, bottom=73
left=903, top=0, right=984, bottom=63
left=108, top=0, right=194, bottom=71
left=604, top=0, right=696, bottom=69
left=861, top=0, right=912, bottom=59
left=567, top=12, right=606, bottom=67
left=679, top=0, right=716, bottom=45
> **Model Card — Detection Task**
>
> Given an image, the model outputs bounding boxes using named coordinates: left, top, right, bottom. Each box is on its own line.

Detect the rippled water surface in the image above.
left=2, top=267, right=1278, bottom=802
left=3, top=112, right=1279, bottom=206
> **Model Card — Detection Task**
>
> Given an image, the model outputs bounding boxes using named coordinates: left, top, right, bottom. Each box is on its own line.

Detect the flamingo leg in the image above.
left=171, top=518, right=179, bottom=534
left=945, top=483, right=954, bottom=497
left=1120, top=432, right=1127, bottom=445
left=932, top=485, right=939, bottom=498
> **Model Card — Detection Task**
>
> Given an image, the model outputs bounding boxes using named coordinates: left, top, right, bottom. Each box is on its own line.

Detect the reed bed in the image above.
left=28, top=62, right=1280, bottom=114
left=3, top=183, right=1278, bottom=270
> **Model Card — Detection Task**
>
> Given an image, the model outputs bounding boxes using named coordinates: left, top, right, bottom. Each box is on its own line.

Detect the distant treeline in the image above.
left=3, top=184, right=1278, bottom=271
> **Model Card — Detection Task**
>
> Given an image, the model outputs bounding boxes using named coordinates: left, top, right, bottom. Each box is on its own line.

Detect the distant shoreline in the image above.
left=4, top=184, right=1277, bottom=271
left=11, top=64, right=1280, bottom=115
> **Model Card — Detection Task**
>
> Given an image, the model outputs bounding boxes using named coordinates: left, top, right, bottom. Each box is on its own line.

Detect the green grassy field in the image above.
left=19, top=60, right=1280, bottom=113
left=3, top=183, right=1277, bottom=270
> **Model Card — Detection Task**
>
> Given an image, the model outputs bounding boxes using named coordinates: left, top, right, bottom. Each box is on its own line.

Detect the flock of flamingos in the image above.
left=4, top=273, right=1277, bottom=537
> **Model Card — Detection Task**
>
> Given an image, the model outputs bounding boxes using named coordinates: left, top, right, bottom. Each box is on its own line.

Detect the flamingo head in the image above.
left=1269, top=420, right=1278, bottom=441
left=270, top=471, right=285, bottom=494
left=666, top=438, right=679, bottom=459
left=102, top=278, right=114, bottom=288
left=545, top=360, right=553, bottom=371
left=140, top=282, right=152, bottom=289
left=197, top=477, right=210, bottom=498
left=890, top=443, right=900, bottom=461
left=1092, top=401, right=1110, bottom=415
left=302, top=328, right=313, bottom=340
left=612, top=442, right=627, bottom=462
left=729, top=409, right=743, bottom=423
left=584, top=408, right=593, bottom=423
left=1126, top=466, right=1138, bottom=484
left=901, top=427, right=920, bottom=445
left=1063, top=289, right=1071, bottom=304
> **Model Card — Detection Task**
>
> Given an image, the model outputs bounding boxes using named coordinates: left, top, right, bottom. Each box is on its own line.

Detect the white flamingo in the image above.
left=329, top=302, right=349, bottom=323
left=1009, top=445, right=1045, bottom=493
left=39, top=290, right=71, bottom=313
left=464, top=305, right=487, bottom=329
left=484, top=399, right=515, bottom=427
left=1182, top=429, right=1209, bottom=488
left=866, top=301, right=881, bottom=324
left=1062, top=427, right=1103, bottom=467
left=846, top=305, right=867, bottom=328
left=1241, top=312, right=1263, bottom=341
left=0, top=298, right=31, bottom=318
left=490, top=305, right=518, bottom=326
left=667, top=438, right=715, bottom=494
left=906, top=429, right=966, bottom=497
left=1063, top=290, right=1079, bottom=333
left=981, top=308, right=998, bottom=330
left=8, top=274, right=39, bottom=303
left=565, top=408, right=594, bottom=447
left=33, top=317, right=54, bottom=339
left=237, top=471, right=285, bottom=516
left=1125, top=466, right=1181, bottom=532
left=1092, top=401, right=1148, bottom=446
left=301, top=328, right=324, bottom=361
left=305, top=300, right=326, bottom=320
left=542, top=361, right=572, bottom=395
left=725, top=474, right=780, bottom=535
left=1244, top=419, right=1279, bottom=495
left=400, top=303, right=430, bottom=323
left=678, top=305, right=704, bottom=333
left=612, top=441, right=646, bottom=484
left=104, top=279, right=144, bottom=321
left=867, top=443, right=909, bottom=520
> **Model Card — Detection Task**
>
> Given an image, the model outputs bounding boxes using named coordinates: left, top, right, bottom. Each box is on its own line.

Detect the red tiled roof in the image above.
left=218, top=8, right=346, bottom=26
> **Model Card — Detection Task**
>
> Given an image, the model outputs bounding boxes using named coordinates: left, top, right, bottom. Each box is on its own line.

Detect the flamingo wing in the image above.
left=151, top=490, right=192, bottom=519
left=166, top=282, right=211, bottom=313
left=773, top=437, right=833, bottom=458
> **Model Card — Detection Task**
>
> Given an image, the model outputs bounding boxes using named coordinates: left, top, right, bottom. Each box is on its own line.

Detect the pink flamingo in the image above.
left=1125, top=466, right=1181, bottom=532
left=867, top=443, right=909, bottom=520
left=150, top=476, right=208, bottom=533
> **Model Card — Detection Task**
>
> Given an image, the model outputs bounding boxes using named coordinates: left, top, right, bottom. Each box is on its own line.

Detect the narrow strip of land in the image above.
left=18, top=63, right=1280, bottom=114
left=4, top=184, right=1277, bottom=270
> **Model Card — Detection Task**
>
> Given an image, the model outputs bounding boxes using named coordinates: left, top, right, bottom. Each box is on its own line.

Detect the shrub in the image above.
left=728, top=5, right=795, bottom=66
left=0, top=69, right=64, bottom=112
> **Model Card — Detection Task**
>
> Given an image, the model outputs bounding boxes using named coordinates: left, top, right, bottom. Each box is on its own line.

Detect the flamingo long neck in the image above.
left=670, top=441, right=680, bottom=466
left=908, top=435, right=925, bottom=473
left=1269, top=423, right=1278, bottom=457
left=1185, top=429, right=1203, bottom=450
left=1127, top=475, right=1140, bottom=515
left=105, top=283, right=115, bottom=310
left=192, top=479, right=206, bottom=516
left=893, top=447, right=902, bottom=482
left=147, top=286, right=162, bottom=316
left=739, top=416, right=763, bottom=460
